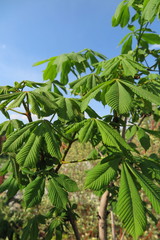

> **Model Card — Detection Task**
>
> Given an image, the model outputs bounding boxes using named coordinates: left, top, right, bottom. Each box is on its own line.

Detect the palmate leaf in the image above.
left=104, top=81, right=132, bottom=114
left=0, top=119, right=24, bottom=136
left=127, top=163, right=160, bottom=214
left=3, top=121, right=37, bottom=152
left=70, top=73, right=103, bottom=95
left=24, top=176, right=45, bottom=208
left=48, top=178, right=68, bottom=209
left=56, top=97, right=81, bottom=120
left=6, top=92, right=26, bottom=110
left=81, top=80, right=114, bottom=111
left=117, top=163, right=146, bottom=240
left=120, top=80, right=160, bottom=105
left=43, top=121, right=61, bottom=160
left=96, top=120, right=132, bottom=151
left=85, top=155, right=121, bottom=190
left=16, top=131, right=42, bottom=168
left=78, top=119, right=95, bottom=143
left=101, top=55, right=147, bottom=78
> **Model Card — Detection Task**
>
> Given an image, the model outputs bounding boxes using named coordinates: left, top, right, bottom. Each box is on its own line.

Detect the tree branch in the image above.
left=98, top=190, right=109, bottom=240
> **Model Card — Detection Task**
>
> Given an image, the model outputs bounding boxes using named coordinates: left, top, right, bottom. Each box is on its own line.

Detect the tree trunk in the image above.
left=98, top=190, right=109, bottom=240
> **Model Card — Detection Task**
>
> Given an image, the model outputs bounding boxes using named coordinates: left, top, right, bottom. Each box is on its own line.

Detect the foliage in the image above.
left=0, top=0, right=160, bottom=239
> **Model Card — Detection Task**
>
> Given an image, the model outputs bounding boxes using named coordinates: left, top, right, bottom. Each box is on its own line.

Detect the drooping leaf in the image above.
left=3, top=122, right=37, bottom=152
left=6, top=92, right=26, bottom=110
left=24, top=176, right=45, bottom=208
left=137, top=128, right=150, bottom=151
left=85, top=155, right=121, bottom=190
left=81, top=80, right=114, bottom=111
left=21, top=215, right=45, bottom=240
left=16, top=127, right=43, bottom=168
left=117, top=163, right=146, bottom=239
left=78, top=119, right=95, bottom=143
left=142, top=0, right=160, bottom=22
left=127, top=163, right=160, bottom=214
left=121, top=35, right=133, bottom=54
left=0, top=175, right=19, bottom=199
left=56, top=174, right=79, bottom=192
left=96, top=120, right=132, bottom=151
left=120, top=80, right=160, bottom=105
left=48, top=178, right=68, bottom=209
left=43, top=121, right=61, bottom=160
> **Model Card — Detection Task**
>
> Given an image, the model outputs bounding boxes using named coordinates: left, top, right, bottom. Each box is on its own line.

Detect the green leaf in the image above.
left=85, top=155, right=120, bottom=190
left=142, top=0, right=160, bottom=22
left=70, top=73, right=102, bottom=95
left=117, top=163, right=146, bottom=239
left=21, top=215, right=45, bottom=240
left=127, top=163, right=160, bottom=214
left=120, top=80, right=160, bottom=105
left=78, top=119, right=95, bottom=143
left=96, top=120, right=132, bottom=151
left=137, top=128, right=150, bottom=151
left=112, top=2, right=130, bottom=27
left=142, top=33, right=160, bottom=44
left=24, top=176, right=45, bottom=208
left=0, top=175, right=19, bottom=199
left=16, top=128, right=42, bottom=168
left=43, top=121, right=61, bottom=160
left=81, top=80, right=114, bottom=111
left=121, top=35, right=133, bottom=54
left=3, top=122, right=37, bottom=152
left=48, top=178, right=68, bottom=209
left=6, top=92, right=26, bottom=110
left=56, top=97, right=81, bottom=120
left=56, top=174, right=79, bottom=192
left=28, top=92, right=41, bottom=117
left=105, top=81, right=132, bottom=114
left=126, top=125, right=137, bottom=141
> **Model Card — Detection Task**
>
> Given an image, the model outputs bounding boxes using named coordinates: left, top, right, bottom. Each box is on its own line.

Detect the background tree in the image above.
left=0, top=0, right=160, bottom=239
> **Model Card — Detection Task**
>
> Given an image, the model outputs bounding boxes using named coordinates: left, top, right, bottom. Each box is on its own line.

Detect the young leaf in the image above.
left=142, top=0, right=160, bottom=22
left=142, top=33, right=160, bottom=44
left=121, top=35, right=133, bottom=54
left=85, top=156, right=121, bottom=190
left=117, top=163, right=146, bottom=239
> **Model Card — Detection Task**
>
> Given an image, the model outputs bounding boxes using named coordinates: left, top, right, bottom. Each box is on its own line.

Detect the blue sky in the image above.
left=0, top=0, right=159, bottom=122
